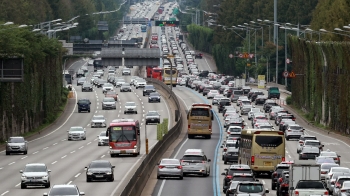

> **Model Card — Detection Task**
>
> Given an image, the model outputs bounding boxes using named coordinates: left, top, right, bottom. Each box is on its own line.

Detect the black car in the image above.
left=218, top=99, right=231, bottom=113
left=255, top=95, right=268, bottom=105
left=143, top=85, right=156, bottom=96
left=82, top=83, right=93, bottom=92
left=195, top=53, right=203, bottom=59
left=223, top=148, right=239, bottom=165
left=271, top=164, right=290, bottom=190
left=148, top=92, right=161, bottom=103
left=263, top=101, right=280, bottom=112
left=277, top=172, right=289, bottom=196
left=96, top=80, right=107, bottom=88
left=85, top=160, right=115, bottom=182
left=77, top=99, right=91, bottom=113
left=251, top=91, right=264, bottom=102
left=145, top=111, right=161, bottom=124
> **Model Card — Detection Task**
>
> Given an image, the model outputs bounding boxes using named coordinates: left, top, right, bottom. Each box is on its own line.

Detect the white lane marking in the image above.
left=204, top=58, right=213, bottom=71
left=8, top=162, right=15, bottom=165
left=52, top=161, right=57, bottom=165
left=110, top=157, right=143, bottom=196
left=1, top=191, right=9, bottom=196
left=53, top=143, right=58, bottom=146
left=79, top=146, right=84, bottom=149
left=262, top=180, right=265, bottom=185
left=67, top=181, right=72, bottom=185
left=15, top=183, right=20, bottom=187
left=0, top=168, right=3, bottom=170
left=61, top=139, right=66, bottom=141
left=43, top=147, right=49, bottom=150
left=70, top=151, right=75, bottom=154
left=33, top=151, right=39, bottom=154
left=142, top=105, right=144, bottom=108
left=87, top=142, right=91, bottom=145
left=61, top=155, right=67, bottom=159
left=143, top=110, right=145, bottom=113
left=94, top=138, right=98, bottom=141
left=75, top=173, right=81, bottom=178
left=101, top=155, right=105, bottom=158
left=288, top=155, right=291, bottom=158
left=21, top=156, right=27, bottom=159
left=286, top=150, right=289, bottom=153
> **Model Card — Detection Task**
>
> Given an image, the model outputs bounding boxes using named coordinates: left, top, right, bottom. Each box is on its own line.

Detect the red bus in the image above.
left=106, top=119, right=140, bottom=157
left=146, top=66, right=155, bottom=78
left=152, top=67, right=163, bottom=81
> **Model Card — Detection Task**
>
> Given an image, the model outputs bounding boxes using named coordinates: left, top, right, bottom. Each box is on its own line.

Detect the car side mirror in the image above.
left=48, top=170, right=51, bottom=172
left=265, top=189, right=270, bottom=193
left=221, top=172, right=226, bottom=175
left=80, top=192, right=85, bottom=195
left=20, top=170, right=23, bottom=173
left=207, top=159, right=211, bottom=162
left=220, top=145, right=223, bottom=148
left=43, top=193, right=48, bottom=196
left=112, top=166, right=115, bottom=168
left=322, top=145, right=325, bottom=147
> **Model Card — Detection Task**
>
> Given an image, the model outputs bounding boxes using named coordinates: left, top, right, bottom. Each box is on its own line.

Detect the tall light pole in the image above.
left=274, top=0, right=277, bottom=44
left=280, top=25, right=289, bottom=87
left=257, top=19, right=272, bottom=42
left=275, top=24, right=279, bottom=84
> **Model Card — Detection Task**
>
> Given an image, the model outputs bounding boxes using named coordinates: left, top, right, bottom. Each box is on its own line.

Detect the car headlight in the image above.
left=87, top=172, right=93, bottom=175
left=21, top=175, right=27, bottom=179
left=106, top=171, right=112, bottom=175
left=99, top=139, right=104, bottom=142
left=43, top=175, right=49, bottom=178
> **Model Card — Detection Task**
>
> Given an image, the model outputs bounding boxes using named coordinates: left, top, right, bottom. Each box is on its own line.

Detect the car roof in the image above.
left=91, top=159, right=110, bottom=163
left=52, top=184, right=77, bottom=188
left=93, top=115, right=104, bottom=118
left=26, top=163, right=46, bottom=166
left=229, top=164, right=250, bottom=169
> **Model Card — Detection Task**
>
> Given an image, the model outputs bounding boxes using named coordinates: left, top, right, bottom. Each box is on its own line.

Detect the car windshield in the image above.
left=332, top=168, right=350, bottom=173
left=122, top=83, right=130, bottom=86
left=8, top=137, right=25, bottom=143
left=232, top=176, right=255, bottom=181
left=149, top=93, right=160, bottom=96
left=161, top=159, right=179, bottom=165
left=104, top=83, right=113, bottom=87
left=145, top=85, right=155, bottom=89
left=90, top=161, right=111, bottom=168
left=106, top=91, right=116, bottom=95
left=320, top=152, right=337, bottom=156
left=83, top=83, right=92, bottom=87
left=305, top=141, right=320, bottom=146
left=125, top=102, right=136, bottom=106
left=78, top=100, right=89, bottom=104
left=123, top=69, right=130, bottom=72
left=69, top=127, right=84, bottom=131
left=103, top=98, right=115, bottom=102
left=182, top=155, right=205, bottom=161
left=147, top=111, right=159, bottom=116
left=93, top=116, right=104, bottom=120
left=99, top=132, right=106, bottom=137
left=229, top=127, right=242, bottom=133
left=238, top=184, right=264, bottom=193
left=24, top=165, right=47, bottom=172
left=49, top=187, right=79, bottom=195
left=321, top=164, right=339, bottom=170
left=303, top=147, right=319, bottom=153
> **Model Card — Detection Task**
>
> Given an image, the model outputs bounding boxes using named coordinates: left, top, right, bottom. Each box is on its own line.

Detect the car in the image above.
left=122, top=68, right=131, bottom=75
left=212, top=95, right=225, bottom=105
left=124, top=102, right=137, bottom=114
left=221, top=164, right=253, bottom=193
left=298, top=135, right=318, bottom=146
left=285, top=124, right=304, bottom=140
left=221, top=141, right=237, bottom=159
left=334, top=181, right=350, bottom=196
left=218, top=98, right=231, bottom=113
left=135, top=78, right=147, bottom=89
left=297, top=139, right=321, bottom=153
left=105, top=91, right=118, bottom=101
left=77, top=98, right=91, bottom=113
left=223, top=147, right=239, bottom=164
left=157, top=158, right=183, bottom=180
left=195, top=53, right=203, bottom=59
left=315, top=156, right=336, bottom=164
left=76, top=69, right=85, bottom=77
left=234, top=181, right=269, bottom=195
left=276, top=171, right=290, bottom=196
left=43, top=184, right=84, bottom=196
left=77, top=77, right=86, bottom=86
left=326, top=167, right=350, bottom=184
left=327, top=172, right=350, bottom=194
left=130, top=76, right=140, bottom=85
left=120, top=83, right=132, bottom=92
left=241, top=105, right=253, bottom=115
left=20, top=163, right=51, bottom=189
left=91, top=115, right=107, bottom=128
left=299, top=146, right=320, bottom=160
left=145, top=111, right=161, bottom=124
left=255, top=95, right=268, bottom=105
left=263, top=100, right=280, bottom=112
left=225, top=181, right=240, bottom=196
left=148, top=92, right=161, bottom=103
left=320, top=163, right=340, bottom=180
left=207, top=90, right=220, bottom=99
left=102, top=83, right=114, bottom=94
left=271, top=164, right=290, bottom=190
left=143, top=85, right=156, bottom=96
left=67, top=126, right=86, bottom=141
left=6, top=136, right=28, bottom=155
left=97, top=131, right=109, bottom=146
left=319, top=149, right=341, bottom=165
left=102, top=97, right=116, bottom=110
left=85, top=160, right=115, bottom=182
left=181, top=149, right=211, bottom=177
left=96, top=79, right=107, bottom=88
left=248, top=108, right=262, bottom=120
left=81, top=83, right=93, bottom=92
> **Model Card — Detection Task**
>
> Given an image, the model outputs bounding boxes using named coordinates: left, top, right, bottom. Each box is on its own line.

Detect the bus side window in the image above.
left=106, top=127, right=111, bottom=137
left=211, top=110, right=214, bottom=120
left=187, top=111, right=189, bottom=120
left=137, top=127, right=140, bottom=135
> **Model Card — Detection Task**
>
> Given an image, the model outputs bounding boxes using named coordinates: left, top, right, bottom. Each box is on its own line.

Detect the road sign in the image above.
left=286, top=58, right=290, bottom=64
left=283, top=71, right=289, bottom=78
left=229, top=54, right=233, bottom=58
left=243, top=53, right=249, bottom=59
left=289, top=71, right=296, bottom=78
left=238, top=54, right=243, bottom=58
left=249, top=54, right=254, bottom=59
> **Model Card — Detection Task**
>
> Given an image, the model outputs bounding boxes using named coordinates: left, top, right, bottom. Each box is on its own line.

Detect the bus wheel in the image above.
left=206, top=135, right=211, bottom=139
left=187, top=135, right=193, bottom=139
left=172, top=85, right=176, bottom=87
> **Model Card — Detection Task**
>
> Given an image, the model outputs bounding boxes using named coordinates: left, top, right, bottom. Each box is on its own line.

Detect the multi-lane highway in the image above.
left=0, top=2, right=175, bottom=196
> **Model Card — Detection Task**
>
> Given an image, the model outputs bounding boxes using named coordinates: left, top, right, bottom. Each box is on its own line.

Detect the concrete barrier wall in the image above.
left=120, top=79, right=183, bottom=196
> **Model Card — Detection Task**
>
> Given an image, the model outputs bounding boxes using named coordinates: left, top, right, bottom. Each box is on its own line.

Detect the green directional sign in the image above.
left=172, top=8, right=179, bottom=15
left=155, top=20, right=180, bottom=26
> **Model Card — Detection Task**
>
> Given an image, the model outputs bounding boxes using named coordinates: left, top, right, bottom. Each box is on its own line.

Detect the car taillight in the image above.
left=288, top=130, right=292, bottom=132
left=334, top=157, right=339, bottom=160
left=251, top=156, right=255, bottom=165
left=209, top=125, right=212, bottom=131
left=341, top=190, right=347, bottom=192
left=324, top=191, right=329, bottom=195
left=158, top=166, right=165, bottom=169
left=299, top=141, right=304, bottom=144
left=177, top=166, right=182, bottom=169
left=224, top=148, right=227, bottom=152
left=321, top=171, right=327, bottom=174
left=273, top=172, right=277, bottom=177
left=282, top=157, right=285, bottom=161
left=188, top=125, right=190, bottom=129
left=295, top=191, right=299, bottom=196
left=227, top=131, right=231, bottom=134
left=227, top=175, right=232, bottom=179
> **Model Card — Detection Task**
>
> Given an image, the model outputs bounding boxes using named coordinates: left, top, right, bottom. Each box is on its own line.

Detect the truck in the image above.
left=234, top=78, right=245, bottom=89
left=289, top=164, right=327, bottom=196
left=268, top=86, right=281, bottom=99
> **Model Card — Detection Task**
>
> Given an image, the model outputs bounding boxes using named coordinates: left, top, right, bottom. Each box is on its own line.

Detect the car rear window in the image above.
left=232, top=176, right=255, bottom=181
left=182, top=155, right=205, bottom=161
left=228, top=169, right=252, bottom=175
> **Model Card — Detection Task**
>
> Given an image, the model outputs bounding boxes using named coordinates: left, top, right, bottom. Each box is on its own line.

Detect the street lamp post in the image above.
left=275, top=24, right=279, bottom=84
left=257, top=19, right=272, bottom=42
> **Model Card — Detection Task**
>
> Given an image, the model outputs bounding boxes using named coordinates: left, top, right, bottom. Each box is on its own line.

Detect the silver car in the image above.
left=145, top=111, right=161, bottom=124
left=67, top=126, right=86, bottom=141
left=319, top=150, right=341, bottom=165
left=6, top=136, right=28, bottom=155
left=181, top=149, right=211, bottom=177
left=102, top=83, right=114, bottom=94
left=122, top=68, right=131, bottom=75
left=212, top=95, right=225, bottom=105
left=320, top=163, right=340, bottom=180
left=234, top=181, right=269, bottom=195
left=115, top=78, right=126, bottom=87
left=157, top=158, right=183, bottom=180
left=102, top=97, right=116, bottom=110
left=120, top=83, right=132, bottom=92
left=335, top=181, right=350, bottom=196
left=124, top=102, right=137, bottom=114
left=97, top=131, right=109, bottom=146
left=44, top=184, right=84, bottom=196
left=91, top=115, right=107, bottom=128
left=21, top=163, right=51, bottom=189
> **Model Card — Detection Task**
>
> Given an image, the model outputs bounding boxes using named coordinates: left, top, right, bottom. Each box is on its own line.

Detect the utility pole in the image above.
left=274, top=0, right=277, bottom=44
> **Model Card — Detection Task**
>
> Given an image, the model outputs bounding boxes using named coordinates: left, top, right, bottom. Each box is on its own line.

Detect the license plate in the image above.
left=182, top=162, right=189, bottom=165
left=264, top=162, right=272, bottom=166
left=30, top=179, right=38, bottom=182
left=151, top=119, right=155, bottom=121
left=120, top=150, right=126, bottom=154
left=95, top=175, right=103, bottom=178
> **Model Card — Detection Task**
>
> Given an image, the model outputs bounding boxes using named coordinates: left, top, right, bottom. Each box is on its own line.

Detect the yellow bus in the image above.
left=163, top=67, right=178, bottom=87
left=237, top=129, right=285, bottom=175
left=187, top=103, right=214, bottom=139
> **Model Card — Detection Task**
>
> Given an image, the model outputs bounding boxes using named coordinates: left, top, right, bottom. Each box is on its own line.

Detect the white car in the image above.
left=115, top=78, right=126, bottom=87
left=179, top=78, right=186, bottom=86
left=285, top=124, right=304, bottom=140
left=91, top=115, right=107, bottom=128
left=122, top=68, right=131, bottom=75
left=97, top=131, right=109, bottom=146
left=124, top=102, right=137, bottom=114
left=212, top=95, right=225, bottom=105
left=130, top=76, right=140, bottom=85
left=237, top=96, right=249, bottom=106
left=102, top=83, right=114, bottom=94
left=248, top=108, right=262, bottom=120
left=96, top=70, right=104, bottom=77
left=67, top=126, right=86, bottom=141
left=207, top=90, right=219, bottom=99
left=135, top=79, right=147, bottom=89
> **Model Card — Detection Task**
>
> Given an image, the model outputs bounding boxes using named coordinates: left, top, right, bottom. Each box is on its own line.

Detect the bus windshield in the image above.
left=255, top=135, right=283, bottom=147
left=190, top=108, right=210, bottom=116
left=153, top=69, right=162, bottom=73
left=110, top=126, right=136, bottom=142
left=164, top=69, right=177, bottom=75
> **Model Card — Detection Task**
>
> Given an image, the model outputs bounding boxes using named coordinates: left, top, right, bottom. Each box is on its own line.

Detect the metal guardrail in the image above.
left=120, top=78, right=183, bottom=196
